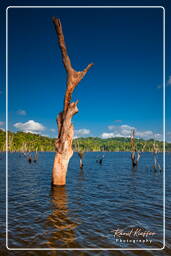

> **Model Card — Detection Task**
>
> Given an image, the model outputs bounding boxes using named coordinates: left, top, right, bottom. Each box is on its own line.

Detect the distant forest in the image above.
left=0, top=129, right=170, bottom=152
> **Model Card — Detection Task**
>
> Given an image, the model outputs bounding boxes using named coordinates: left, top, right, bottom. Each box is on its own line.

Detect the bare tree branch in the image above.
left=52, top=17, right=93, bottom=117
left=52, top=17, right=72, bottom=72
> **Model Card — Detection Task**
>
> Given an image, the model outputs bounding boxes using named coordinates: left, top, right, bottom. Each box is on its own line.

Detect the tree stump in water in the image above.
left=51, top=17, right=93, bottom=186
left=152, top=142, right=162, bottom=172
left=78, top=151, right=84, bottom=169
left=130, top=129, right=146, bottom=168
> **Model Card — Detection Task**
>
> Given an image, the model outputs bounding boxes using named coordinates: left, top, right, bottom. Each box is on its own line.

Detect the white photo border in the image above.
left=6, top=5, right=165, bottom=251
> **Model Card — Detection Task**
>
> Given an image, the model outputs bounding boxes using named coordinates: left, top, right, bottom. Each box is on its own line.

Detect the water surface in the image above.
left=0, top=152, right=170, bottom=255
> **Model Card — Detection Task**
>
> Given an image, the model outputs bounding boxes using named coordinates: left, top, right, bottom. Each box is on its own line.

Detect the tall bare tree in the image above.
left=51, top=17, right=93, bottom=185
left=130, top=129, right=146, bottom=168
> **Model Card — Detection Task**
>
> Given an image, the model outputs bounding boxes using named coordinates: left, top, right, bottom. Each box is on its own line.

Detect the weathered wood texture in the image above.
left=51, top=17, right=93, bottom=185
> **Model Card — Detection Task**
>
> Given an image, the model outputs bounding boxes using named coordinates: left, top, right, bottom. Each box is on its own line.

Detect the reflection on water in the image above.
left=0, top=152, right=170, bottom=255
left=45, top=186, right=77, bottom=248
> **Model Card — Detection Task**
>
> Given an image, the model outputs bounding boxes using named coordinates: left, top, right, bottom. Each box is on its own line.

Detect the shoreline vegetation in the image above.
left=0, top=130, right=170, bottom=152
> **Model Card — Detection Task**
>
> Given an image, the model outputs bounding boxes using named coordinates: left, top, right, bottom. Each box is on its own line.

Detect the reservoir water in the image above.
left=0, top=152, right=170, bottom=255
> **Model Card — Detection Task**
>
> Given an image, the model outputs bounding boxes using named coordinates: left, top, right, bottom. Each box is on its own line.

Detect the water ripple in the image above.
left=0, top=152, right=169, bottom=255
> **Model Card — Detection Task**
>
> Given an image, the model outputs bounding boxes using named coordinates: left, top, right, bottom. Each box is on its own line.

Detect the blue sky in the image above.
left=0, top=1, right=171, bottom=141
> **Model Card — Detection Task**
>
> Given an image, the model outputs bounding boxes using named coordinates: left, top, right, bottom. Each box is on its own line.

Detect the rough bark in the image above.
left=51, top=17, right=93, bottom=185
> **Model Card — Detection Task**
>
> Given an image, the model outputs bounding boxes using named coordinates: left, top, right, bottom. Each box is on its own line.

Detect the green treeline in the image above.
left=0, top=129, right=170, bottom=152
left=73, top=137, right=168, bottom=152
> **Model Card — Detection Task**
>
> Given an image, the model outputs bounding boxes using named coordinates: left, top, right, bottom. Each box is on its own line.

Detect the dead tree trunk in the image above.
left=75, top=139, right=85, bottom=169
left=130, top=129, right=146, bottom=168
left=33, top=148, right=38, bottom=163
left=51, top=17, right=93, bottom=186
left=78, top=151, right=84, bottom=169
left=152, top=142, right=162, bottom=171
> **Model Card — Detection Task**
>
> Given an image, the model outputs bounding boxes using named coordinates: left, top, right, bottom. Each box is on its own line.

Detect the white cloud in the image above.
left=166, top=132, right=171, bottom=142
left=50, top=128, right=56, bottom=132
left=0, top=121, right=5, bottom=126
left=0, top=121, right=5, bottom=132
left=105, top=124, right=135, bottom=138
left=14, top=120, right=45, bottom=133
left=75, top=128, right=90, bottom=137
left=154, top=133, right=163, bottom=141
left=120, top=124, right=135, bottom=136
left=17, top=109, right=27, bottom=116
left=136, top=130, right=154, bottom=139
left=41, top=134, right=49, bottom=137
left=102, top=132, right=116, bottom=139
left=101, top=124, right=162, bottom=141
left=108, top=125, right=116, bottom=130
left=102, top=132, right=125, bottom=139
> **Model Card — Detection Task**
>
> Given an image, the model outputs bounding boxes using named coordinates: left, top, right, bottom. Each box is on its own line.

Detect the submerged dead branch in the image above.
left=130, top=129, right=146, bottom=168
left=152, top=141, right=162, bottom=171
left=75, top=139, right=85, bottom=169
